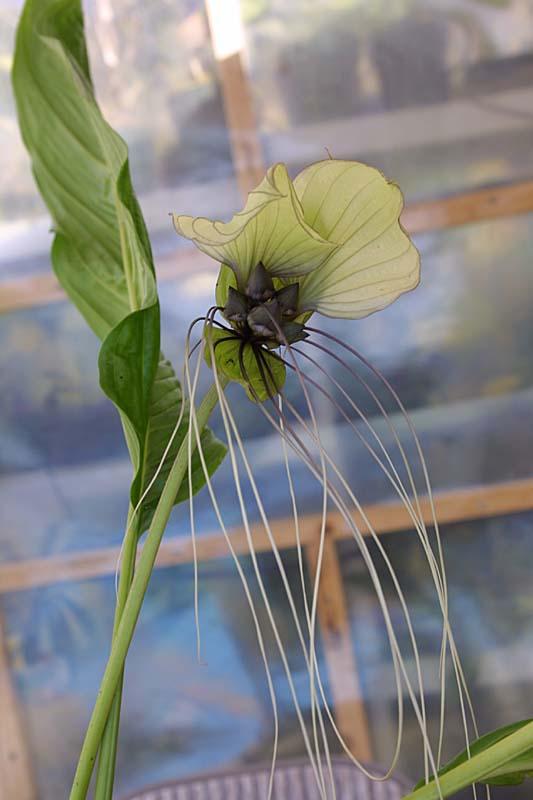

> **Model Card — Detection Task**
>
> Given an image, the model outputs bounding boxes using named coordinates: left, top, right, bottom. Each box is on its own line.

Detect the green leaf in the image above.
left=413, top=720, right=533, bottom=792
left=99, top=308, right=226, bottom=531
left=205, top=327, right=286, bottom=402
left=13, top=0, right=155, bottom=337
left=12, top=0, right=225, bottom=532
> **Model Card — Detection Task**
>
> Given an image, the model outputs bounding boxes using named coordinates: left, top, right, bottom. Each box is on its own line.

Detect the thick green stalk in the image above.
left=94, top=506, right=140, bottom=799
left=69, top=381, right=225, bottom=800
left=402, top=720, right=533, bottom=799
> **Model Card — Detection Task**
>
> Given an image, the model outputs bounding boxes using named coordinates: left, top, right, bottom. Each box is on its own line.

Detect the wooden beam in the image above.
left=306, top=526, right=372, bottom=761
left=0, top=246, right=215, bottom=314
left=1, top=478, right=532, bottom=595
left=0, top=512, right=319, bottom=595
left=402, top=180, right=533, bottom=234
left=0, top=272, right=66, bottom=314
left=204, top=0, right=264, bottom=198
left=0, top=613, right=36, bottom=800
left=2, top=178, right=533, bottom=314
left=329, top=476, right=533, bottom=541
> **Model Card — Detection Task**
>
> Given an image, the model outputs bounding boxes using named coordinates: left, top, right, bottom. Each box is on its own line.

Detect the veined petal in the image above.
left=294, top=160, right=420, bottom=319
left=172, top=163, right=335, bottom=288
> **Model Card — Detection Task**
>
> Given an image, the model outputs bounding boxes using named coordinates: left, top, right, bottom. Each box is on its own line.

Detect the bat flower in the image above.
left=173, top=159, right=419, bottom=399
left=173, top=162, right=472, bottom=792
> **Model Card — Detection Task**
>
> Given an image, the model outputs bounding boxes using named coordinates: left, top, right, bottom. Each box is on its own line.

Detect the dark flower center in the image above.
left=222, top=262, right=307, bottom=346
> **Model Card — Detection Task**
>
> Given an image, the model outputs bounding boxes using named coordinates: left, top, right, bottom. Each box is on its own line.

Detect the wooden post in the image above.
left=0, top=613, right=36, bottom=800
left=305, top=524, right=373, bottom=761
left=205, top=0, right=264, bottom=199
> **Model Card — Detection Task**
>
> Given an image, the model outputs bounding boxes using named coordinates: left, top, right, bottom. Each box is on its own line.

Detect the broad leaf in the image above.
left=413, top=720, right=533, bottom=792
left=12, top=0, right=225, bottom=532
left=99, top=308, right=226, bottom=531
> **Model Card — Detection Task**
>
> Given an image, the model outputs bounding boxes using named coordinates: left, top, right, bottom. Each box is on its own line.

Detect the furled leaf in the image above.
left=14, top=0, right=155, bottom=338
left=205, top=327, right=286, bottom=402
left=413, top=720, right=533, bottom=792
left=294, top=160, right=420, bottom=318
left=12, top=0, right=225, bottom=532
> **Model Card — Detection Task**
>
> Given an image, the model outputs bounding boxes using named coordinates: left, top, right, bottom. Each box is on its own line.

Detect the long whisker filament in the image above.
left=170, top=293, right=480, bottom=800
left=304, top=326, right=480, bottom=765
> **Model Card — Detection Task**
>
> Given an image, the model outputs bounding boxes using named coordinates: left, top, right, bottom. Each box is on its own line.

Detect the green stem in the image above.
left=93, top=506, right=140, bottom=799
left=402, top=721, right=533, bottom=799
left=69, top=381, right=225, bottom=800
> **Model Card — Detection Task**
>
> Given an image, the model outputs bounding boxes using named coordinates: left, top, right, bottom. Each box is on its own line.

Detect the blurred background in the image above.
left=2, top=0, right=533, bottom=797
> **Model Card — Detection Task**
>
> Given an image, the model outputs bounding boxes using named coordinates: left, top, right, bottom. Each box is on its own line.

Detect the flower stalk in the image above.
left=93, top=506, right=141, bottom=799
left=69, top=380, right=226, bottom=800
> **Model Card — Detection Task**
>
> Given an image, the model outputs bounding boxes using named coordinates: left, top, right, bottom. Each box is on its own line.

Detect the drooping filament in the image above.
left=122, top=306, right=485, bottom=800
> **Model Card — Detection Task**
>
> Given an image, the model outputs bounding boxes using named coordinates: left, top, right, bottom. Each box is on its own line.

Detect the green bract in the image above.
left=173, top=159, right=420, bottom=397
left=204, top=327, right=286, bottom=402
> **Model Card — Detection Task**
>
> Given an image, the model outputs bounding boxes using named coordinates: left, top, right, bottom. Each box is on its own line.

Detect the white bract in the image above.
left=173, top=159, right=420, bottom=320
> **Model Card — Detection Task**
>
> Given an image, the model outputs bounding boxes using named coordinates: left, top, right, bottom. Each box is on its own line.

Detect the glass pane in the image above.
left=1, top=552, right=331, bottom=799
left=2, top=0, right=533, bottom=796
left=4, top=1, right=533, bottom=283
left=245, top=0, right=533, bottom=200
left=0, top=0, right=239, bottom=282
left=297, top=212, right=533, bottom=502
left=0, top=1, right=48, bottom=281
left=340, top=510, right=533, bottom=797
